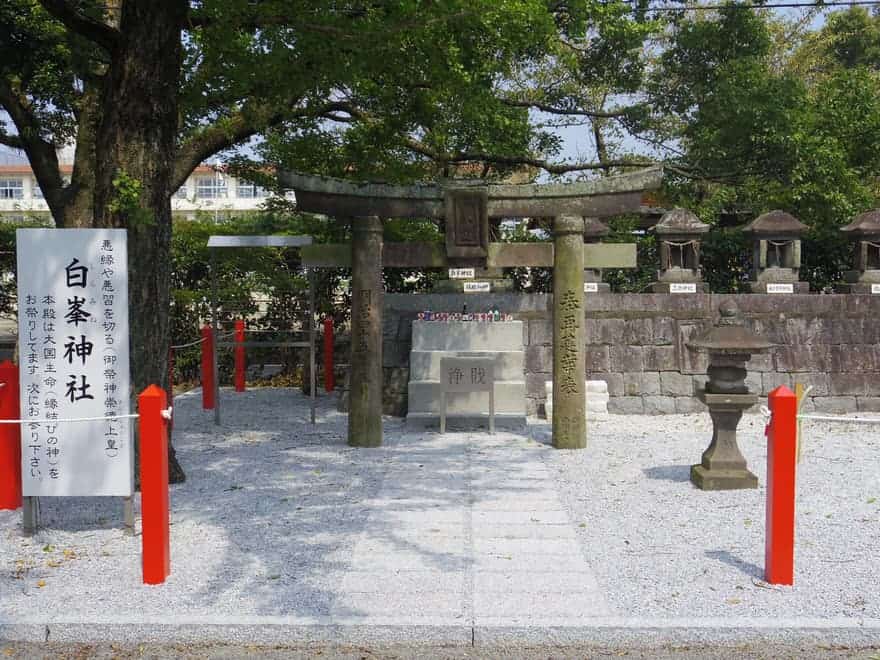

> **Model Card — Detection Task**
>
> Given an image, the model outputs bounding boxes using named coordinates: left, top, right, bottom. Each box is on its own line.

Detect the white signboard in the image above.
left=16, top=229, right=132, bottom=497
left=583, top=282, right=599, bottom=293
left=463, top=281, right=491, bottom=293
left=669, top=283, right=698, bottom=293
left=872, top=284, right=880, bottom=295
left=766, top=283, right=795, bottom=294
left=448, top=268, right=475, bottom=279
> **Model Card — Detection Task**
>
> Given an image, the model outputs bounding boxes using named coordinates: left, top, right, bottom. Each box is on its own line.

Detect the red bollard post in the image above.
left=0, top=361, right=22, bottom=510
left=234, top=319, right=246, bottom=392
left=138, top=385, right=171, bottom=585
left=765, top=385, right=798, bottom=585
left=201, top=326, right=215, bottom=410
left=323, top=317, right=335, bottom=392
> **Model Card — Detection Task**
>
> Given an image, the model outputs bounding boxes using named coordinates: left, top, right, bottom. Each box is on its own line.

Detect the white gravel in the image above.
left=1, top=386, right=879, bottom=644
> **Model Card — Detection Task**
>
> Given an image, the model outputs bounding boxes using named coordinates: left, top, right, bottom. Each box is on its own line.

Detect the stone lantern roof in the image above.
left=583, top=216, right=610, bottom=239
left=743, top=210, right=807, bottom=237
left=687, top=301, right=774, bottom=355
left=841, top=210, right=880, bottom=238
left=653, top=208, right=709, bottom=236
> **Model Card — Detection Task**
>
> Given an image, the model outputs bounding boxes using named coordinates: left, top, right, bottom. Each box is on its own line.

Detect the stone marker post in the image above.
left=552, top=215, right=587, bottom=449
left=348, top=215, right=384, bottom=447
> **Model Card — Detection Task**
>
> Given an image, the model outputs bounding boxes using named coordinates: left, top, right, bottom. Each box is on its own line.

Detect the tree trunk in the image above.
left=86, top=0, right=188, bottom=483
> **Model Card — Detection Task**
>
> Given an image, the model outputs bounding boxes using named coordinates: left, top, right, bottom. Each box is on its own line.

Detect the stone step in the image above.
left=405, top=412, right=527, bottom=432
left=412, top=320, right=523, bottom=351
left=409, top=350, right=524, bottom=382
left=407, top=380, right=526, bottom=415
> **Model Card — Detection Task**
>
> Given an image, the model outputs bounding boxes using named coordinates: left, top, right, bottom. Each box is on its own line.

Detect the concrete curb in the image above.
left=4, top=617, right=880, bottom=647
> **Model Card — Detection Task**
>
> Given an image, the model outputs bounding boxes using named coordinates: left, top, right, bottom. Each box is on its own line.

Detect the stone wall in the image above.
left=383, top=293, right=880, bottom=416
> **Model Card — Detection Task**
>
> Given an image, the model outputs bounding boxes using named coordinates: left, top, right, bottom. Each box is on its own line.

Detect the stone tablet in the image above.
left=440, top=357, right=495, bottom=433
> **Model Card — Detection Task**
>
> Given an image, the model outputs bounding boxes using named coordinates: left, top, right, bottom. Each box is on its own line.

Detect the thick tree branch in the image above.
left=0, top=132, right=24, bottom=149
left=501, top=97, right=629, bottom=119
left=0, top=78, right=67, bottom=222
left=37, top=0, right=121, bottom=52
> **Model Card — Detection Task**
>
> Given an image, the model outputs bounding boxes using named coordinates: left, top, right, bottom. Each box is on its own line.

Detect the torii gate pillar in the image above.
left=552, top=215, right=587, bottom=449
left=348, top=216, right=384, bottom=447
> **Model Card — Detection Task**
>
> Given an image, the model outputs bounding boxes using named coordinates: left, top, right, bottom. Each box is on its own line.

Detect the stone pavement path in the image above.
left=330, top=429, right=610, bottom=626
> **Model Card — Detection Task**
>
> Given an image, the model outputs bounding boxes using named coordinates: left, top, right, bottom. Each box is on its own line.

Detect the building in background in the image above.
left=0, top=161, right=283, bottom=223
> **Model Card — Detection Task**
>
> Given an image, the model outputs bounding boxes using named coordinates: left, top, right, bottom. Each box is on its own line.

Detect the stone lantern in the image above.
left=686, top=301, right=773, bottom=490
left=744, top=210, right=809, bottom=293
left=651, top=208, right=709, bottom=293
left=583, top=216, right=611, bottom=293
left=838, top=209, right=880, bottom=294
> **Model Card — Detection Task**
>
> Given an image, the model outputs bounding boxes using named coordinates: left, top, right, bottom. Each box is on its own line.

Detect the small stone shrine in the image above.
left=838, top=209, right=880, bottom=294
left=406, top=319, right=526, bottom=429
left=744, top=210, right=809, bottom=293
left=650, top=207, right=709, bottom=293
left=687, top=301, right=773, bottom=490
left=583, top=217, right=611, bottom=293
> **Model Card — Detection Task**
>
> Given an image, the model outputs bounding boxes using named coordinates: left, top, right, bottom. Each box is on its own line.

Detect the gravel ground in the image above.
left=1, top=386, right=879, bottom=650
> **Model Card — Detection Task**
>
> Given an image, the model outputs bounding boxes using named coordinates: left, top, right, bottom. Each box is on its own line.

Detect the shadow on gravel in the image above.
left=643, top=465, right=692, bottom=483
left=705, top=549, right=763, bottom=579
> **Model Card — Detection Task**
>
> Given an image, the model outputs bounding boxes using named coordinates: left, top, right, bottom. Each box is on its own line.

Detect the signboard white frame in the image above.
left=766, top=283, right=795, bottom=294
left=16, top=228, right=133, bottom=497
left=448, top=268, right=475, bottom=279
left=583, top=282, right=599, bottom=293
left=669, top=283, right=698, bottom=293
left=463, top=281, right=491, bottom=293
left=872, top=284, right=880, bottom=295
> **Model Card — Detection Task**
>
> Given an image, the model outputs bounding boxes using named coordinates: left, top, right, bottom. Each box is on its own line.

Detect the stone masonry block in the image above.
left=611, top=345, right=644, bottom=372
left=383, top=314, right=399, bottom=339
left=623, top=371, right=660, bottom=396
left=526, top=397, right=540, bottom=417
left=383, top=339, right=408, bottom=368
left=774, top=345, right=829, bottom=373
left=830, top=345, right=876, bottom=373
left=857, top=397, right=880, bottom=412
left=829, top=373, right=870, bottom=396
left=624, top=318, right=653, bottom=345
left=746, top=352, right=773, bottom=373
left=595, top=318, right=625, bottom=345
left=608, top=396, right=645, bottom=414
left=643, top=396, right=676, bottom=414
left=744, top=370, right=762, bottom=395
left=529, top=319, right=553, bottom=346
left=653, top=317, right=676, bottom=346
left=813, top=396, right=858, bottom=414
left=762, top=372, right=793, bottom=395
left=384, top=367, right=409, bottom=393
left=675, top=397, right=707, bottom=414
left=660, top=371, right=694, bottom=396
left=525, top=345, right=552, bottom=373
left=526, top=372, right=550, bottom=400
left=588, top=372, right=623, bottom=396
left=644, top=345, right=678, bottom=372
left=830, top=319, right=863, bottom=345
left=398, top=317, right=413, bottom=343
left=585, top=345, right=612, bottom=372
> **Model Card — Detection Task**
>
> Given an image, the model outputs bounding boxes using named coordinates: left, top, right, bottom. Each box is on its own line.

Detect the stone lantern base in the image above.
left=690, top=392, right=759, bottom=490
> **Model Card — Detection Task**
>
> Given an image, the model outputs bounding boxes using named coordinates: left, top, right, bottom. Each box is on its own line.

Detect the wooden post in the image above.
left=201, top=325, right=215, bottom=410
left=0, top=360, right=22, bottom=511
left=552, top=215, right=587, bottom=449
left=323, top=317, right=335, bottom=392
left=138, top=385, right=171, bottom=585
left=348, top=216, right=383, bottom=448
left=765, top=385, right=798, bottom=586
left=234, top=319, right=246, bottom=392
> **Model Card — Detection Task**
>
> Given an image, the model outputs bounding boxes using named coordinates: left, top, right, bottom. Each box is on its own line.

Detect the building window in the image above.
left=174, top=185, right=188, bottom=199
left=236, top=181, right=266, bottom=198
left=0, top=179, right=24, bottom=200
left=196, top=175, right=227, bottom=199
left=32, top=178, right=43, bottom=199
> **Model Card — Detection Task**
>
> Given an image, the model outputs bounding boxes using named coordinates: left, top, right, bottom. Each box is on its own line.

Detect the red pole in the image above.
left=0, top=361, right=21, bottom=511
left=323, top=317, right=335, bottom=392
left=234, top=319, right=246, bottom=392
left=201, top=326, right=214, bottom=410
left=138, top=385, right=171, bottom=585
left=765, top=385, right=798, bottom=585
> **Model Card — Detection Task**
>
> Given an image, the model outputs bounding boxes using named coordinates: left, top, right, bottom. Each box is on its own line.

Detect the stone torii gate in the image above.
left=278, top=167, right=663, bottom=450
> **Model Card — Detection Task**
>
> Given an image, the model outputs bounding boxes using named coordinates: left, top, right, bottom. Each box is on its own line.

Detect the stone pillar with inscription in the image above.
left=348, top=216, right=383, bottom=447
left=552, top=215, right=587, bottom=449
